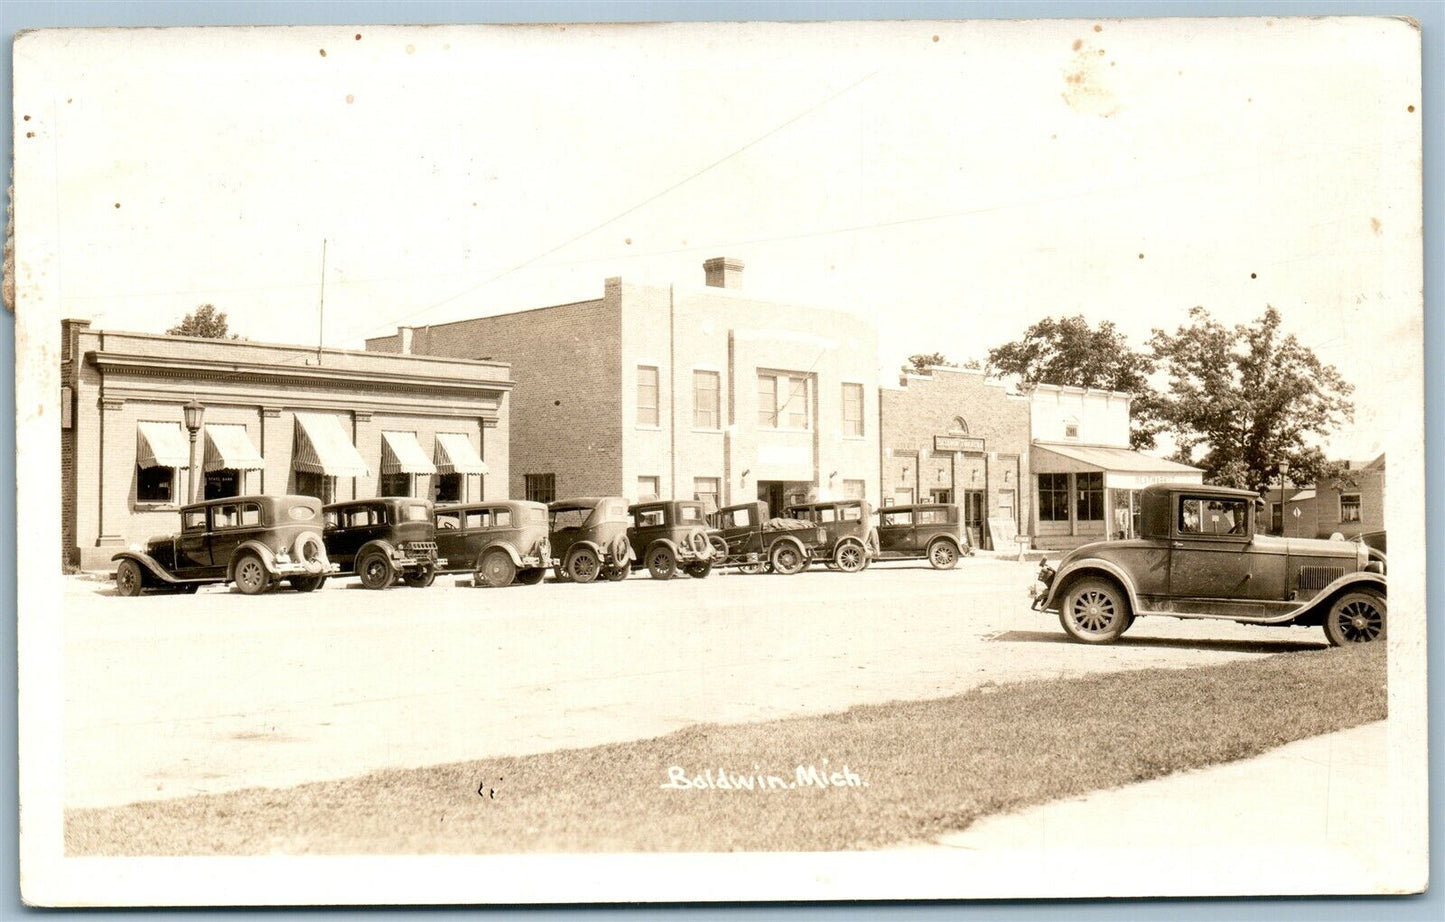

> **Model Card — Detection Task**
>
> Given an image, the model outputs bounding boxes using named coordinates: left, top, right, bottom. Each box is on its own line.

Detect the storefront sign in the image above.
left=1105, top=471, right=1205, bottom=491
left=935, top=435, right=986, bottom=453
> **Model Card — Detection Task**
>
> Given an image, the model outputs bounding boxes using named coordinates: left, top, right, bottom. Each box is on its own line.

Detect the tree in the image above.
left=901, top=352, right=958, bottom=375
left=985, top=315, right=1161, bottom=449
left=1149, top=306, right=1353, bottom=493
left=167, top=304, right=240, bottom=339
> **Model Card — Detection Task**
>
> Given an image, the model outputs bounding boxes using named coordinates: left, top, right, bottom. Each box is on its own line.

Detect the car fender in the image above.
left=111, top=550, right=181, bottom=585
left=1291, top=572, right=1387, bottom=622
left=768, top=534, right=809, bottom=559
left=565, top=540, right=606, bottom=564
left=1043, top=559, right=1144, bottom=614
left=356, top=538, right=402, bottom=564
left=645, top=537, right=682, bottom=560
left=228, top=539, right=282, bottom=579
left=478, top=540, right=524, bottom=568
left=925, top=534, right=963, bottom=554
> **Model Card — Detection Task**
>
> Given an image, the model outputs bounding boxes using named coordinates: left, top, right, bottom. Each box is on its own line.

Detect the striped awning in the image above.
left=293, top=412, right=369, bottom=477
left=380, top=431, right=437, bottom=476
left=136, top=421, right=189, bottom=469
left=434, top=432, right=489, bottom=475
left=203, top=423, right=265, bottom=473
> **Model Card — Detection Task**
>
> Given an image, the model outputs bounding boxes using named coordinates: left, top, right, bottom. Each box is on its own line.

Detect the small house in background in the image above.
left=1028, top=384, right=1203, bottom=550
left=1276, top=454, right=1386, bottom=540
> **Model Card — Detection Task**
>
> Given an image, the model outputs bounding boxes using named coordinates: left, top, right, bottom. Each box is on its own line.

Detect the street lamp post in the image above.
left=183, top=399, right=206, bottom=504
left=1278, top=460, right=1290, bottom=537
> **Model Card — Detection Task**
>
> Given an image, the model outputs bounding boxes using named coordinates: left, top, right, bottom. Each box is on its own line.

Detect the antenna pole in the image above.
left=317, top=239, right=327, bottom=365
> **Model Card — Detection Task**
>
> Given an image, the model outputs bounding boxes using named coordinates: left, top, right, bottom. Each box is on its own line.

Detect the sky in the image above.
left=13, top=17, right=1423, bottom=460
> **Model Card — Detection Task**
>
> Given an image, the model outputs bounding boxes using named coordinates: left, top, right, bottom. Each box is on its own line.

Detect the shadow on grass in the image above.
left=989, top=629, right=1327, bottom=654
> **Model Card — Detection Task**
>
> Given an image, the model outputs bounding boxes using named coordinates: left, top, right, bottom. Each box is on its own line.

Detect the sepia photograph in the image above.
left=12, top=11, right=1430, bottom=907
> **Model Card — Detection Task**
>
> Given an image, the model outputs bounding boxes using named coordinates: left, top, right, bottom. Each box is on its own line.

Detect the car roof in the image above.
left=879, top=503, right=951, bottom=512
left=549, top=496, right=624, bottom=511
left=1142, top=482, right=1261, bottom=501
left=323, top=497, right=431, bottom=511
left=182, top=494, right=311, bottom=512
left=437, top=500, right=547, bottom=513
left=628, top=499, right=701, bottom=512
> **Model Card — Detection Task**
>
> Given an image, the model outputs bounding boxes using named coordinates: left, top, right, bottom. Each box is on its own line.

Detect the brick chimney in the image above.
left=398, top=326, right=415, bottom=354
left=703, top=256, right=744, bottom=290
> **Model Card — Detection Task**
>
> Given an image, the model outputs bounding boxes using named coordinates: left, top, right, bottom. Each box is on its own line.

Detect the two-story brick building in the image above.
left=1029, top=384, right=1203, bottom=549
left=367, top=258, right=880, bottom=514
left=61, top=320, right=512, bottom=569
left=879, top=366, right=1031, bottom=549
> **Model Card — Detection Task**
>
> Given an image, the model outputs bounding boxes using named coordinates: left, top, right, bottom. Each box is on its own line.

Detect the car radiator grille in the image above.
left=1297, top=566, right=1345, bottom=592
left=403, top=541, right=439, bottom=557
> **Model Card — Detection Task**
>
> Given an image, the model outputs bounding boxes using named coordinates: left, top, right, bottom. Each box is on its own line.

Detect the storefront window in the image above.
left=205, top=469, right=242, bottom=500
left=1037, top=473, right=1069, bottom=521
left=379, top=472, right=413, bottom=497
left=137, top=465, right=176, bottom=503
left=295, top=470, right=336, bottom=504
left=436, top=473, right=463, bottom=503
left=1076, top=472, right=1104, bottom=521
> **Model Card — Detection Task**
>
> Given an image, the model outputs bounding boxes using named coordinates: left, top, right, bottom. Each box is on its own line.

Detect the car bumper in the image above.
left=272, top=560, right=341, bottom=577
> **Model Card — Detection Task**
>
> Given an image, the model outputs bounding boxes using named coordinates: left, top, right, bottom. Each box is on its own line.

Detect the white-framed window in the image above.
left=757, top=371, right=810, bottom=430
left=842, top=383, right=864, bottom=437
left=693, top=476, right=721, bottom=513
left=693, top=370, right=720, bottom=429
left=137, top=465, right=177, bottom=503
left=1038, top=473, right=1070, bottom=522
left=1340, top=492, right=1362, bottom=523
left=637, top=365, right=660, bottom=427
left=638, top=476, right=661, bottom=501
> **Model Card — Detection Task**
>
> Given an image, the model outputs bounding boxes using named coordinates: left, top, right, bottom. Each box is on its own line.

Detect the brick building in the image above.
left=1276, top=454, right=1386, bottom=539
left=367, top=258, right=880, bottom=514
left=62, top=320, right=512, bottom=569
left=1028, top=384, right=1202, bottom=549
left=879, top=366, right=1031, bottom=549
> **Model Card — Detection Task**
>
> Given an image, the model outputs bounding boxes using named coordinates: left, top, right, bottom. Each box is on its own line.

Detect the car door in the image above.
left=719, top=505, right=759, bottom=557
left=1168, top=496, right=1278, bottom=600
left=206, top=501, right=247, bottom=576
left=432, top=508, right=464, bottom=566
left=174, top=507, right=211, bottom=574
left=876, top=508, right=915, bottom=554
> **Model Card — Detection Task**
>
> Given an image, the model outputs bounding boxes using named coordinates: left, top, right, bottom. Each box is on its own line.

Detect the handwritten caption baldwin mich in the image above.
left=661, top=760, right=867, bottom=792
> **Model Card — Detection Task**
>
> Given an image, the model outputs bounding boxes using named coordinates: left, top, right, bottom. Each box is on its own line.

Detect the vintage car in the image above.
left=548, top=497, right=635, bottom=583
left=783, top=499, right=877, bottom=572
left=112, top=494, right=335, bottom=596
left=1031, top=483, right=1387, bottom=646
left=874, top=503, right=969, bottom=569
left=435, top=500, right=551, bottom=588
left=709, top=501, right=828, bottom=575
left=627, top=500, right=716, bottom=579
left=323, top=498, right=444, bottom=590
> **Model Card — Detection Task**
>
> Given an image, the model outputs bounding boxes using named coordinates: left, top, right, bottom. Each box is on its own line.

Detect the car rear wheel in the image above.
left=115, top=559, right=145, bottom=597
left=477, top=549, right=517, bottom=588
left=647, top=546, right=678, bottom=579
left=517, top=567, right=546, bottom=585
left=605, top=564, right=630, bottom=581
left=289, top=575, right=326, bottom=592
left=567, top=547, right=601, bottom=584
left=684, top=560, right=712, bottom=579
left=233, top=552, right=271, bottom=596
left=1059, top=577, right=1131, bottom=644
left=1324, top=590, right=1386, bottom=645
left=357, top=551, right=395, bottom=590
left=927, top=539, right=959, bottom=570
left=834, top=540, right=866, bottom=573
left=769, top=541, right=806, bottom=576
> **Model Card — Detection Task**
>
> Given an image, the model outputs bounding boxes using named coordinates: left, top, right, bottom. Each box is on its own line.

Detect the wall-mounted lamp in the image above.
left=829, top=471, right=838, bottom=480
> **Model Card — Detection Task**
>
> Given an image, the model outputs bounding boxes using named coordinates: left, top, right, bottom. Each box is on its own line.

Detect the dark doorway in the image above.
left=964, top=490, right=985, bottom=548
left=757, top=480, right=811, bottom=517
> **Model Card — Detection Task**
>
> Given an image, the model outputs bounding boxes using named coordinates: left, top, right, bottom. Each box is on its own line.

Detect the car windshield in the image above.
left=288, top=503, right=318, bottom=521
left=635, top=509, right=665, bottom=527
left=678, top=505, right=703, bottom=523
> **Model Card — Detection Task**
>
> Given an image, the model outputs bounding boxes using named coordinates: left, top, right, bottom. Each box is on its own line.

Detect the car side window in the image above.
left=728, top=507, right=753, bottom=528
left=345, top=509, right=375, bottom=529
left=529, top=508, right=547, bottom=525
left=818, top=508, right=838, bottom=523
left=436, top=512, right=459, bottom=530
left=919, top=509, right=944, bottom=524
left=211, top=504, right=240, bottom=529
left=1179, top=499, right=1204, bottom=534
left=841, top=506, right=862, bottom=522
left=465, top=510, right=487, bottom=529
left=183, top=510, right=207, bottom=531
left=238, top=503, right=262, bottom=527
left=883, top=510, right=913, bottom=526
left=494, top=509, right=512, bottom=527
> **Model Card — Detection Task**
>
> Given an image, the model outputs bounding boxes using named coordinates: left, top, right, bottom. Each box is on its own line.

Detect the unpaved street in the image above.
left=65, top=559, right=1328, bottom=808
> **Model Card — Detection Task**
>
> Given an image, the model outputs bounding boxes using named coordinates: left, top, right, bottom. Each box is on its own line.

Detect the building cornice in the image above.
left=86, top=350, right=514, bottom=394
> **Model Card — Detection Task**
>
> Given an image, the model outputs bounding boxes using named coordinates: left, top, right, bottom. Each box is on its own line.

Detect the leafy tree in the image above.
left=901, top=352, right=958, bottom=375
left=985, top=315, right=1161, bottom=449
left=167, top=304, right=240, bottom=339
left=1149, top=306, right=1352, bottom=492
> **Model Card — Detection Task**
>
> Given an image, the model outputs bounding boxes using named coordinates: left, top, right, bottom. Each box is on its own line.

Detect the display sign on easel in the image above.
left=986, top=516, right=1024, bottom=557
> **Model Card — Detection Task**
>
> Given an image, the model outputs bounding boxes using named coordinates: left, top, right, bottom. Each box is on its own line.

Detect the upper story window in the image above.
left=693, top=370, right=720, bottom=429
left=842, top=383, right=864, bottom=437
left=1064, top=420, right=1080, bottom=439
left=758, top=371, right=810, bottom=430
left=524, top=473, right=556, bottom=504
left=1340, top=492, right=1362, bottom=522
left=637, top=365, right=660, bottom=427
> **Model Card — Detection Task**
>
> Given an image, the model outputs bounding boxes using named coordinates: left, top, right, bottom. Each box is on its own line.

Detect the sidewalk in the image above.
left=936, top=720, right=1391, bottom=855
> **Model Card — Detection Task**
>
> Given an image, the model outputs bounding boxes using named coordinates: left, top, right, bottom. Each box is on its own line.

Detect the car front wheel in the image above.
left=115, top=559, right=145, bottom=597
left=289, top=575, right=326, bottom=593
left=233, top=552, right=271, bottom=596
left=833, top=540, right=866, bottom=573
left=1324, top=590, right=1386, bottom=645
left=517, top=567, right=546, bottom=585
left=1059, top=577, right=1132, bottom=644
left=403, top=565, right=437, bottom=589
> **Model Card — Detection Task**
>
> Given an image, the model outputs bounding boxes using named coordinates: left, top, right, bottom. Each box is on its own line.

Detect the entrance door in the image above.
left=757, top=482, right=785, bottom=518
left=931, top=488, right=953, bottom=504
left=963, top=490, right=985, bottom=548
left=1168, top=495, right=1268, bottom=599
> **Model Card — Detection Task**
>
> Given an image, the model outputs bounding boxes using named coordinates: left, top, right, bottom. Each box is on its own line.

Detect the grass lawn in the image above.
left=68, top=642, right=1385, bottom=855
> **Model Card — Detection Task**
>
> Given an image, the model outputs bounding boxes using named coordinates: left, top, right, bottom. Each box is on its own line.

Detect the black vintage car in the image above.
left=435, top=500, right=551, bottom=587
left=1031, top=483, right=1387, bottom=645
left=627, top=500, right=716, bottom=579
left=784, top=499, right=877, bottom=572
left=874, top=503, right=969, bottom=569
left=548, top=497, right=634, bottom=583
left=112, top=494, right=335, bottom=596
left=323, top=498, right=444, bottom=590
left=709, top=501, right=828, bottom=575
